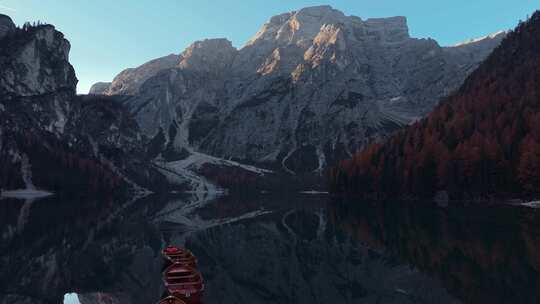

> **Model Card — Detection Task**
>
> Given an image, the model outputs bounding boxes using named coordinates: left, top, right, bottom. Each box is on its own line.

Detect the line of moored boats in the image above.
left=158, top=245, right=205, bottom=304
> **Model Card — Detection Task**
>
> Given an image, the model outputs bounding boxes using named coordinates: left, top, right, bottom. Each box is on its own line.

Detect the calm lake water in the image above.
left=1, top=193, right=540, bottom=304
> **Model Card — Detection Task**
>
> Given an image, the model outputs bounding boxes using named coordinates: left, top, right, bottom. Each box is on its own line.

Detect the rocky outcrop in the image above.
left=0, top=18, right=173, bottom=195
left=178, top=38, right=237, bottom=75
left=105, top=54, right=179, bottom=95
left=100, top=5, right=503, bottom=174
left=88, top=81, right=111, bottom=94
left=0, top=23, right=77, bottom=97
left=0, top=14, right=14, bottom=39
left=0, top=21, right=78, bottom=192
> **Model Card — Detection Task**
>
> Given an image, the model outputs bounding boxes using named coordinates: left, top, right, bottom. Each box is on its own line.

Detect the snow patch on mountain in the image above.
left=175, top=151, right=273, bottom=175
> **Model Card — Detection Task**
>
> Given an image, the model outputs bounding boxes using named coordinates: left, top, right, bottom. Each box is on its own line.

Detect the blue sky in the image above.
left=1, top=0, right=537, bottom=94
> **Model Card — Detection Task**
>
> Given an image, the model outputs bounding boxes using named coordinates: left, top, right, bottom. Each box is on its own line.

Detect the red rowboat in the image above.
left=162, top=245, right=198, bottom=268
left=163, top=263, right=204, bottom=303
left=158, top=295, right=187, bottom=304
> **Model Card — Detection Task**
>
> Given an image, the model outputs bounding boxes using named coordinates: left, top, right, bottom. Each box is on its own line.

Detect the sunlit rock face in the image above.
left=96, top=5, right=504, bottom=173
left=178, top=38, right=237, bottom=75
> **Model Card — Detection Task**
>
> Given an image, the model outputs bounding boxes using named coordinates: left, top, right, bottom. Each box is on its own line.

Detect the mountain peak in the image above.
left=245, top=6, right=409, bottom=47
left=181, top=38, right=235, bottom=54
left=106, top=54, right=180, bottom=95
left=294, top=5, right=345, bottom=19
left=178, top=38, right=238, bottom=74
left=246, top=6, right=350, bottom=47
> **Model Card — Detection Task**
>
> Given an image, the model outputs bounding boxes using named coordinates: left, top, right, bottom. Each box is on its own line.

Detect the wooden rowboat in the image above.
left=158, top=295, right=187, bottom=304
left=162, top=245, right=198, bottom=268
left=163, top=263, right=204, bottom=303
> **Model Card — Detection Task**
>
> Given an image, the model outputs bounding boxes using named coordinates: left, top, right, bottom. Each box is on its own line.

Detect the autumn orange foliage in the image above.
left=329, top=11, right=540, bottom=200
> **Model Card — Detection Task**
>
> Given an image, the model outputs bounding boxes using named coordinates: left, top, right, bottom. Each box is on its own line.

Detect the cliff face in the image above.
left=0, top=14, right=270, bottom=196
left=95, top=6, right=504, bottom=174
left=88, top=82, right=111, bottom=94
left=0, top=18, right=80, bottom=193
left=0, top=21, right=77, bottom=97
left=0, top=17, right=172, bottom=195
left=329, top=11, right=540, bottom=199
left=102, top=54, right=180, bottom=95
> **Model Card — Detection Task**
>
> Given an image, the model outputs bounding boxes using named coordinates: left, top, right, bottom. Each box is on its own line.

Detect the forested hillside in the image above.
left=330, top=11, right=540, bottom=200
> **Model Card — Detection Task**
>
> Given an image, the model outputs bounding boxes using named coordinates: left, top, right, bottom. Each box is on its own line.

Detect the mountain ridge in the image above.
left=91, top=6, right=504, bottom=176
left=0, top=7, right=510, bottom=196
left=91, top=5, right=505, bottom=96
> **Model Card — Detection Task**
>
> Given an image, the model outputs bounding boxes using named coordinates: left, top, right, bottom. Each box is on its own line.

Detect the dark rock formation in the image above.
left=0, top=14, right=15, bottom=39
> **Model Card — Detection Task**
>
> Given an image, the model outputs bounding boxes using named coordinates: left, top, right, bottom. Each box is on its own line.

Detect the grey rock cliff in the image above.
left=0, top=23, right=77, bottom=97
left=97, top=6, right=505, bottom=174
left=0, top=18, right=172, bottom=193
left=106, top=54, right=179, bottom=95
left=178, top=38, right=237, bottom=75
left=88, top=81, right=111, bottom=94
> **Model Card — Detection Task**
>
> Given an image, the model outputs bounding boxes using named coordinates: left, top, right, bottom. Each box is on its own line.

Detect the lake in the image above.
left=1, top=193, right=539, bottom=303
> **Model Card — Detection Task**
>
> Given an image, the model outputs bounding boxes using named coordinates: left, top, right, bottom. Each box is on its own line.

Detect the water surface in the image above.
left=1, top=194, right=539, bottom=303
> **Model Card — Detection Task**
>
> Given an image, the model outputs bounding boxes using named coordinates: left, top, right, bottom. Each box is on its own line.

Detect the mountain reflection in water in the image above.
left=331, top=200, right=540, bottom=304
left=4, top=194, right=536, bottom=304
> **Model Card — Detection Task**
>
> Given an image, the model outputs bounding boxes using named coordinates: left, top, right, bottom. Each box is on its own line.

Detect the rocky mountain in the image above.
left=98, top=54, right=179, bottom=95
left=0, top=6, right=507, bottom=196
left=0, top=21, right=76, bottom=97
left=94, top=5, right=504, bottom=174
left=329, top=11, right=540, bottom=200
left=0, top=15, right=175, bottom=196
left=88, top=82, right=111, bottom=94
left=0, top=14, right=283, bottom=197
